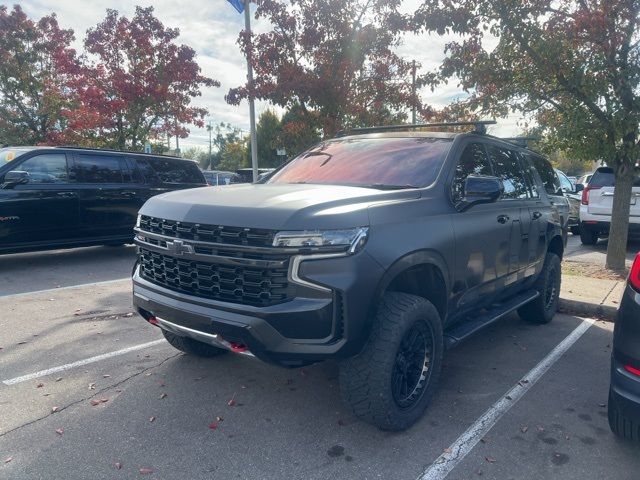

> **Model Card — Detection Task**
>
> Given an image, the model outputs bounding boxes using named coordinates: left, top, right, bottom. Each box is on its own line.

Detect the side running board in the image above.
left=443, top=290, right=539, bottom=350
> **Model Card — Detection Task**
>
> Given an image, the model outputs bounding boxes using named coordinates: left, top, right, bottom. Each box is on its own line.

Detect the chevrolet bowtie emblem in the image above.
left=165, top=239, right=194, bottom=255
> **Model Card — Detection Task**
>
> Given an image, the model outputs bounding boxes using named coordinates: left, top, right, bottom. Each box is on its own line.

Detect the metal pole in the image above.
left=411, top=60, right=417, bottom=124
left=244, top=0, right=259, bottom=182
left=208, top=121, right=213, bottom=170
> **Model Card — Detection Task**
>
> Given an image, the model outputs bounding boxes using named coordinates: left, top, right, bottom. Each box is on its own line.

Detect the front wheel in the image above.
left=518, top=252, right=561, bottom=324
left=580, top=227, right=598, bottom=245
left=339, top=292, right=443, bottom=431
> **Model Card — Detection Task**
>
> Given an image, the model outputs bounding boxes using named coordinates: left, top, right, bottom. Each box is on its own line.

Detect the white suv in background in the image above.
left=579, top=166, right=640, bottom=245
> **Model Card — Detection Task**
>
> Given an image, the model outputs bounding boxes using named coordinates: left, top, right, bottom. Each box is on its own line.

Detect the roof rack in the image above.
left=501, top=137, right=539, bottom=148
left=339, top=120, right=497, bottom=136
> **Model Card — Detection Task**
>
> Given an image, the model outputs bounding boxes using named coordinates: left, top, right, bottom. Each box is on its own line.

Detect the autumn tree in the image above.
left=66, top=6, right=218, bottom=150
left=415, top=0, right=640, bottom=270
left=227, top=0, right=418, bottom=137
left=279, top=103, right=322, bottom=157
left=251, top=109, right=284, bottom=167
left=0, top=6, right=79, bottom=145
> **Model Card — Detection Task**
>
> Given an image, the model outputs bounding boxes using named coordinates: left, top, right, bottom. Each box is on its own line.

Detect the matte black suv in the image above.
left=0, top=147, right=205, bottom=255
left=132, top=123, right=566, bottom=430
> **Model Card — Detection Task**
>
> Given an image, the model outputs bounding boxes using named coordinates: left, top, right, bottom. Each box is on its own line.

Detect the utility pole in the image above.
left=175, top=118, right=180, bottom=155
left=207, top=122, right=213, bottom=170
left=411, top=60, right=417, bottom=124
left=244, top=0, right=259, bottom=182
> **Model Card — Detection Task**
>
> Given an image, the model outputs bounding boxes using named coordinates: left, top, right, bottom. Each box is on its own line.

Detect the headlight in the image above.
left=135, top=214, right=141, bottom=228
left=273, top=227, right=368, bottom=253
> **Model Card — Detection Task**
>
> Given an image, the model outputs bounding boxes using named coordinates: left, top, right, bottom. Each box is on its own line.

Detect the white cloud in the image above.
left=20, top=0, right=527, bottom=149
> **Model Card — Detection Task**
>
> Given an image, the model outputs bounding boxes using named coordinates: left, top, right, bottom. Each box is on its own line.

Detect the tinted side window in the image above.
left=72, top=154, right=124, bottom=183
left=519, top=155, right=540, bottom=199
left=452, top=143, right=493, bottom=202
left=10, top=154, right=69, bottom=184
left=147, top=158, right=204, bottom=184
left=487, top=145, right=530, bottom=199
left=589, top=168, right=640, bottom=187
left=529, top=155, right=560, bottom=195
left=556, top=170, right=574, bottom=191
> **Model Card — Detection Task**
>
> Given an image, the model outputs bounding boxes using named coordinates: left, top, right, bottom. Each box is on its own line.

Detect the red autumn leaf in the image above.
left=114, top=462, right=122, bottom=470
left=139, top=467, right=154, bottom=475
left=227, top=398, right=236, bottom=407
left=90, top=399, right=101, bottom=406
left=208, top=421, right=219, bottom=430
left=55, top=428, right=64, bottom=435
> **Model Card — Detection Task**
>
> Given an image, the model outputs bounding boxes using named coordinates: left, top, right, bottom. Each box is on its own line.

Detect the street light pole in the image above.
left=244, top=0, right=259, bottom=182
left=207, top=121, right=213, bottom=170
left=411, top=60, right=417, bottom=124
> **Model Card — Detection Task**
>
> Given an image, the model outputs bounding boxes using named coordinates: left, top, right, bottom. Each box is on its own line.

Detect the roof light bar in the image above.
left=340, top=120, right=497, bottom=136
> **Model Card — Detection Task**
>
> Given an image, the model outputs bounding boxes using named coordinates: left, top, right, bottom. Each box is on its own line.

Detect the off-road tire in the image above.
left=162, top=330, right=227, bottom=357
left=608, top=388, right=640, bottom=441
left=339, top=292, right=443, bottom=431
left=518, top=252, right=561, bottom=324
left=580, top=227, right=598, bottom=245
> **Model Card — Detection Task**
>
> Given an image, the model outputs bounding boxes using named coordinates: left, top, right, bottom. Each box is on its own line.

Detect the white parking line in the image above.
left=418, top=318, right=594, bottom=480
left=2, top=339, right=165, bottom=385
left=0, top=277, right=130, bottom=299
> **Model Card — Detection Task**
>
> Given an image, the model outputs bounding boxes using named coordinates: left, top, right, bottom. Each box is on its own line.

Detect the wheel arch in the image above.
left=373, top=250, right=451, bottom=323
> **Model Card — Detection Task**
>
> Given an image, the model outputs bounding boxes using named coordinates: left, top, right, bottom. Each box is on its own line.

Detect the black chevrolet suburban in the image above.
left=0, top=146, right=205, bottom=255
left=132, top=122, right=566, bottom=430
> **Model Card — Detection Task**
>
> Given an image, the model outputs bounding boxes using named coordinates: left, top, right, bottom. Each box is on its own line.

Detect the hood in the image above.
left=139, top=183, right=420, bottom=230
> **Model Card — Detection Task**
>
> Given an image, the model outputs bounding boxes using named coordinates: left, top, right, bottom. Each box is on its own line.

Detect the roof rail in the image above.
left=56, top=145, right=184, bottom=159
left=339, top=120, right=497, bottom=136
left=502, top=136, right=539, bottom=148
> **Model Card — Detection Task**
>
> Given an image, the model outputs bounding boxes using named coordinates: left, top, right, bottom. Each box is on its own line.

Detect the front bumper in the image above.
left=132, top=250, right=383, bottom=367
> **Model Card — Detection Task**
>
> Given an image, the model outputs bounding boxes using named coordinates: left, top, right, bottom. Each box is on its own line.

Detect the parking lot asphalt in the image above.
left=1, top=247, right=639, bottom=480
left=565, top=234, right=639, bottom=267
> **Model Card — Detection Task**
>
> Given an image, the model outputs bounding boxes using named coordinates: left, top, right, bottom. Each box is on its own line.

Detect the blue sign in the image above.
left=227, top=0, right=244, bottom=13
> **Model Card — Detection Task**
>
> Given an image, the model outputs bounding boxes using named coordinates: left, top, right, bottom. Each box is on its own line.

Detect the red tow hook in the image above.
left=229, top=342, right=248, bottom=353
left=147, top=316, right=159, bottom=326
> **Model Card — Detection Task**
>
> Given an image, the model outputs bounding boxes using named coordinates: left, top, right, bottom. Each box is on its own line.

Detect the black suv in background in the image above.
left=132, top=122, right=566, bottom=430
left=0, top=147, right=205, bottom=255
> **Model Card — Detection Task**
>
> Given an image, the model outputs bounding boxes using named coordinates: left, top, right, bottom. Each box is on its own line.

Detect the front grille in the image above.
left=139, top=247, right=291, bottom=306
left=139, top=215, right=275, bottom=247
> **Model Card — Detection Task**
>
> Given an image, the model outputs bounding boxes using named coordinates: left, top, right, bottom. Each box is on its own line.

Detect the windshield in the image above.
left=0, top=148, right=32, bottom=163
left=266, top=137, right=452, bottom=188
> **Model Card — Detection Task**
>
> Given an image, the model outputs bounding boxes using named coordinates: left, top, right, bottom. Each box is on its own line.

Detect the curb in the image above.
left=558, top=298, right=617, bottom=322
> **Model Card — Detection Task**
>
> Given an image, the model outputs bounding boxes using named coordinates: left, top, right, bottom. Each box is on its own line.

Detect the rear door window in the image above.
left=528, top=154, right=561, bottom=196
left=486, top=145, right=531, bottom=199
left=146, top=158, right=204, bottom=184
left=72, top=154, right=125, bottom=183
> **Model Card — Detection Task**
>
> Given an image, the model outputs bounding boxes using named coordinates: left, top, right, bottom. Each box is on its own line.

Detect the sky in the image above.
left=21, top=0, right=525, bottom=151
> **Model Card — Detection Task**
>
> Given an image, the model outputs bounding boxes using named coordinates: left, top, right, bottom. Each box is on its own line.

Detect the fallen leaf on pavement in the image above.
left=55, top=377, right=62, bottom=382
left=208, top=422, right=218, bottom=430
left=520, top=426, right=528, bottom=433
left=443, top=448, right=452, bottom=454
left=51, top=406, right=59, bottom=413
left=124, top=313, right=134, bottom=317
left=216, top=416, right=223, bottom=422
left=55, top=428, right=64, bottom=435
left=227, top=397, right=236, bottom=407
left=114, top=462, right=122, bottom=470
left=139, top=467, right=154, bottom=475
left=149, top=416, right=156, bottom=422
left=159, top=393, right=167, bottom=399
left=36, top=383, right=44, bottom=388
left=485, top=456, right=496, bottom=463
left=17, top=341, right=27, bottom=345
left=90, top=400, right=101, bottom=406
left=88, top=383, right=96, bottom=390
left=103, top=375, right=110, bottom=378
left=4, top=457, right=12, bottom=464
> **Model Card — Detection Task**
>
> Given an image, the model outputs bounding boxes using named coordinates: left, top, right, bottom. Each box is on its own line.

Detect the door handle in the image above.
left=56, top=192, right=75, bottom=198
left=122, top=191, right=137, bottom=197
left=497, top=214, right=510, bottom=224
left=532, top=211, right=542, bottom=220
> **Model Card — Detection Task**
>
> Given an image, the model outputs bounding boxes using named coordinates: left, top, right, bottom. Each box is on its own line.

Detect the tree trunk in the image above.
left=605, top=162, right=634, bottom=271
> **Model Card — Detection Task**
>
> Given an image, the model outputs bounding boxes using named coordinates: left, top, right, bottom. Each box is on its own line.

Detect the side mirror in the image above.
left=2, top=170, right=29, bottom=188
left=575, top=183, right=584, bottom=193
left=456, top=175, right=503, bottom=211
